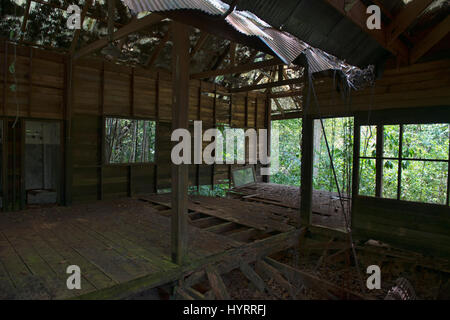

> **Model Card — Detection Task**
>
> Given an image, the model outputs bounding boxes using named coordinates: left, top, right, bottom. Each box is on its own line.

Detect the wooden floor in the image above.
left=228, top=183, right=351, bottom=231
left=0, top=194, right=299, bottom=300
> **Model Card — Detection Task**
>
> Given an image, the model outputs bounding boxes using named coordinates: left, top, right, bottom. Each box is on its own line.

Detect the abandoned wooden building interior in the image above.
left=0, top=0, right=449, bottom=301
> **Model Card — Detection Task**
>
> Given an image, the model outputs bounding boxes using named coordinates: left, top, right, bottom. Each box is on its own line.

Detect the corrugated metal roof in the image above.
left=121, top=0, right=375, bottom=88
left=223, top=0, right=390, bottom=68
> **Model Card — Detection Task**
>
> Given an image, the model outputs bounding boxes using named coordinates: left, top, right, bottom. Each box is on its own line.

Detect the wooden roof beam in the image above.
left=323, top=0, right=409, bottom=62
left=230, top=77, right=302, bottom=93
left=190, top=32, right=209, bottom=59
left=191, top=57, right=282, bottom=79
left=411, top=15, right=450, bottom=63
left=19, top=0, right=32, bottom=42
left=146, top=30, right=170, bottom=67
left=73, top=13, right=165, bottom=60
left=386, top=0, right=434, bottom=44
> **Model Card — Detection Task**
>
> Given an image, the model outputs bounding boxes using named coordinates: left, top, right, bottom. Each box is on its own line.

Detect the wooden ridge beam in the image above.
left=323, top=0, right=409, bottom=61
left=411, top=15, right=450, bottom=63
left=230, top=77, right=302, bottom=93
left=73, top=13, right=164, bottom=60
left=191, top=58, right=282, bottom=80
left=386, top=0, right=434, bottom=44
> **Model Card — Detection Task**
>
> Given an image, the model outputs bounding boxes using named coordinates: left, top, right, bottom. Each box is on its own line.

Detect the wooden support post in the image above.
left=351, top=117, right=361, bottom=227
left=300, top=76, right=313, bottom=227
left=397, top=124, right=404, bottom=200
left=171, top=21, right=190, bottom=265
left=64, top=56, right=74, bottom=206
left=263, top=96, right=271, bottom=183
left=375, top=125, right=384, bottom=197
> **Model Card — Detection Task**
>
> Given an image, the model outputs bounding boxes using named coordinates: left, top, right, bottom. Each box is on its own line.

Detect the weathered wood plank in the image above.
left=206, top=266, right=230, bottom=300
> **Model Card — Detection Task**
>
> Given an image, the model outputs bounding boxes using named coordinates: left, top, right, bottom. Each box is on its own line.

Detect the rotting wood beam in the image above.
left=171, top=21, right=190, bottom=266
left=191, top=58, right=282, bottom=80
left=323, top=0, right=409, bottom=62
left=73, top=13, right=165, bottom=60
left=73, top=229, right=304, bottom=300
left=264, top=257, right=369, bottom=300
left=386, top=0, right=434, bottom=44
left=240, top=262, right=266, bottom=292
left=410, top=15, right=450, bottom=63
left=206, top=266, right=231, bottom=300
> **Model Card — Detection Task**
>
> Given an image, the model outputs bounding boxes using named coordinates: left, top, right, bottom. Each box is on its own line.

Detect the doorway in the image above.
left=24, top=121, right=61, bottom=206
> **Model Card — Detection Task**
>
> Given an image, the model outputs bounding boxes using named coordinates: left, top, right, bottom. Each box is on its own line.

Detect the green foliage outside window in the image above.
left=105, top=118, right=156, bottom=164
left=270, top=119, right=302, bottom=187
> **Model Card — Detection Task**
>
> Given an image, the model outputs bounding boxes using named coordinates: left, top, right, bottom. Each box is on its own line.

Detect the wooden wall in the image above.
left=0, top=42, right=268, bottom=206
left=277, top=59, right=450, bottom=119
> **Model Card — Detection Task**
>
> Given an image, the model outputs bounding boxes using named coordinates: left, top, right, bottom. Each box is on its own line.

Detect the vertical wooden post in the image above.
left=300, top=116, right=314, bottom=227
left=351, top=116, right=361, bottom=228
left=171, top=21, right=190, bottom=265
left=99, top=62, right=105, bottom=201
left=263, top=96, right=271, bottom=183
left=300, top=73, right=312, bottom=227
left=64, top=56, right=74, bottom=206
left=375, top=124, right=384, bottom=197
left=397, top=124, right=404, bottom=200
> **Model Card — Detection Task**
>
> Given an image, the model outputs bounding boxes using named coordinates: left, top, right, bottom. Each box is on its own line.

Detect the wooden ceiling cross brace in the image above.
left=386, top=0, right=434, bottom=44
left=191, top=57, right=282, bottom=79
left=411, top=15, right=450, bottom=63
left=73, top=13, right=165, bottom=60
left=323, top=0, right=410, bottom=62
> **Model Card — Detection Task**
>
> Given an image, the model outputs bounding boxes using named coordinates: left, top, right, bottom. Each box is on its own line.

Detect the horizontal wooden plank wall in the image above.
left=353, top=196, right=450, bottom=257
left=295, top=59, right=450, bottom=118
left=0, top=42, right=268, bottom=204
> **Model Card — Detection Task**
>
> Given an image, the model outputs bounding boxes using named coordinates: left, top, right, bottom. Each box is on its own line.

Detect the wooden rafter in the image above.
left=323, top=0, right=409, bottom=61
left=411, top=15, right=450, bottom=63
left=386, top=0, right=434, bottom=44
left=19, top=0, right=32, bottom=42
left=191, top=57, right=282, bottom=79
left=145, top=31, right=170, bottom=67
left=190, top=32, right=209, bottom=59
left=229, top=42, right=237, bottom=67
left=69, top=0, right=94, bottom=54
left=73, top=13, right=164, bottom=60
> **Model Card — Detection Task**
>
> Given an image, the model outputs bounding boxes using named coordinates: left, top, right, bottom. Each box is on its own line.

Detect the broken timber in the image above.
left=73, top=228, right=305, bottom=299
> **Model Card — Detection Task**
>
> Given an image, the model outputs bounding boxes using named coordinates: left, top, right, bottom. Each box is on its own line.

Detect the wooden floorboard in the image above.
left=0, top=196, right=295, bottom=299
